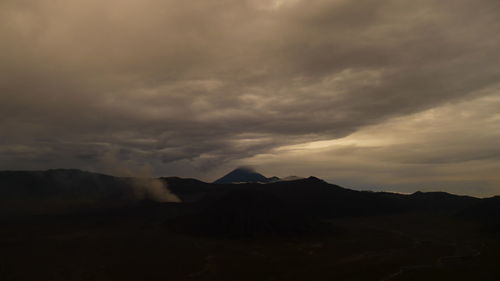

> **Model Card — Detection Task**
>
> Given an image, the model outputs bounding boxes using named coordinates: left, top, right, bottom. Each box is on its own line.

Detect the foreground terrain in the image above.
left=1, top=169, right=500, bottom=281
left=2, top=205, right=500, bottom=281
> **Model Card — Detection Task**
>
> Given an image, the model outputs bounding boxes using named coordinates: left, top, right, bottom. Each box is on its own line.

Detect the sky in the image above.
left=1, top=0, right=499, bottom=196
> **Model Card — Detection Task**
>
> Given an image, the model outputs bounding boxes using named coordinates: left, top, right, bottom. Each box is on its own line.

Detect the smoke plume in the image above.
left=100, top=149, right=180, bottom=202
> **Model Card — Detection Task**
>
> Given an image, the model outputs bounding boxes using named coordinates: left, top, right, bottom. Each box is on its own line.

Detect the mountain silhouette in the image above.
left=281, top=176, right=305, bottom=181
left=1, top=168, right=499, bottom=281
left=213, top=167, right=276, bottom=184
left=0, top=168, right=486, bottom=222
left=0, top=169, right=172, bottom=216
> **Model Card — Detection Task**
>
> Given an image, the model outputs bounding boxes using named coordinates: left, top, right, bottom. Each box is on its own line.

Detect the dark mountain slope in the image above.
left=202, top=177, right=479, bottom=217
left=201, top=177, right=408, bottom=219
left=408, top=191, right=480, bottom=212
left=0, top=169, right=135, bottom=201
left=0, top=169, right=485, bottom=224
left=458, top=196, right=500, bottom=232
left=182, top=177, right=481, bottom=238
left=160, top=177, right=213, bottom=203
left=0, top=169, right=167, bottom=216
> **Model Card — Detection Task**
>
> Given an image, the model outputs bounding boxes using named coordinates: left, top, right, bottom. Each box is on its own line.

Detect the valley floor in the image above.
left=1, top=208, right=499, bottom=281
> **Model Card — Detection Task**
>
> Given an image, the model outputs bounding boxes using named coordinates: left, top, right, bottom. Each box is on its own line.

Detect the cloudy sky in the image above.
left=1, top=0, right=499, bottom=196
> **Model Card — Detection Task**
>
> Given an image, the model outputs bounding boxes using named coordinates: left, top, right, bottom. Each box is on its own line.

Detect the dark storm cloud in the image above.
left=1, top=0, right=499, bottom=189
left=248, top=92, right=500, bottom=196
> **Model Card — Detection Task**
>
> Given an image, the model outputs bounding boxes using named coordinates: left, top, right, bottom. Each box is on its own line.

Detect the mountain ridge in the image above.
left=0, top=168, right=488, bottom=219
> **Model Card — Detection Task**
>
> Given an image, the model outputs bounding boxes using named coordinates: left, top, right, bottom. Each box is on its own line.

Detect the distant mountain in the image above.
left=281, top=176, right=305, bottom=181
left=213, top=167, right=276, bottom=184
left=205, top=176, right=478, bottom=218
left=0, top=169, right=180, bottom=216
left=0, top=169, right=136, bottom=216
left=187, top=176, right=483, bottom=237
left=267, top=176, right=281, bottom=182
left=0, top=168, right=488, bottom=225
left=0, top=169, right=135, bottom=200
left=407, top=191, right=480, bottom=212
left=213, top=167, right=307, bottom=184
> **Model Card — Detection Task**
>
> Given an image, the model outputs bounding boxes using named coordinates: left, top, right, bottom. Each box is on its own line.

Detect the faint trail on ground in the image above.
left=379, top=242, right=483, bottom=281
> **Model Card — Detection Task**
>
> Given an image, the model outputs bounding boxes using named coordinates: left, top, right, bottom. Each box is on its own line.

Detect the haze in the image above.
left=1, top=0, right=499, bottom=196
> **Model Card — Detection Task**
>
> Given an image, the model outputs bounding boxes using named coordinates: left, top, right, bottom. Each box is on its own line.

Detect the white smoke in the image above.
left=99, top=149, right=180, bottom=203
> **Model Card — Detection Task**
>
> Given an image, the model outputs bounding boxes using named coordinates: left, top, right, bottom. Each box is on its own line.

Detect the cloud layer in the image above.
left=1, top=0, right=499, bottom=195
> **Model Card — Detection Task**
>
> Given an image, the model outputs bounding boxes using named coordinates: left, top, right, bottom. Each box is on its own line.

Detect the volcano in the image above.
left=213, top=167, right=276, bottom=184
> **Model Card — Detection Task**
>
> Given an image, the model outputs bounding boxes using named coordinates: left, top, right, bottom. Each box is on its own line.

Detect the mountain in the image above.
left=267, top=176, right=281, bottom=182
left=204, top=176, right=479, bottom=218
left=0, top=168, right=485, bottom=223
left=159, top=177, right=212, bottom=203
left=1, top=169, right=499, bottom=280
left=0, top=169, right=131, bottom=216
left=0, top=169, right=180, bottom=216
left=213, top=167, right=276, bottom=184
left=0, top=169, right=138, bottom=200
left=407, top=191, right=480, bottom=212
left=281, top=176, right=305, bottom=181
left=184, top=176, right=482, bottom=237
left=212, top=167, right=305, bottom=184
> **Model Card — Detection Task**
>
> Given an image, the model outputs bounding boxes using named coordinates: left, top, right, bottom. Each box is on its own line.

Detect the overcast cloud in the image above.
left=1, top=0, right=499, bottom=195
